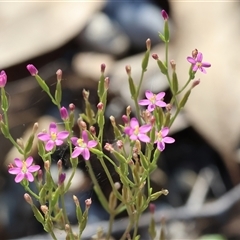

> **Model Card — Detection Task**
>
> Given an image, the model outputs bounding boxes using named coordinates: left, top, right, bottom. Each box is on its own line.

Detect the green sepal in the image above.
left=1, top=88, right=8, bottom=111
left=24, top=134, right=35, bottom=156
left=179, top=89, right=191, bottom=109
left=164, top=21, right=170, bottom=42
left=158, top=32, right=166, bottom=43
left=128, top=76, right=136, bottom=99
left=54, top=81, right=62, bottom=106
left=142, top=50, right=150, bottom=72
left=172, top=71, right=179, bottom=94
left=157, top=60, right=167, bottom=75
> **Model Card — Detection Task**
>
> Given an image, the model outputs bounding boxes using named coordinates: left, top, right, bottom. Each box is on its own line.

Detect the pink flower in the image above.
left=26, top=64, right=38, bottom=76
left=8, top=156, right=40, bottom=183
left=71, top=131, right=97, bottom=160
left=155, top=127, right=175, bottom=151
left=37, top=122, right=69, bottom=151
left=187, top=52, right=211, bottom=74
left=0, top=70, right=7, bottom=88
left=124, top=117, right=151, bottom=143
left=139, top=90, right=167, bottom=112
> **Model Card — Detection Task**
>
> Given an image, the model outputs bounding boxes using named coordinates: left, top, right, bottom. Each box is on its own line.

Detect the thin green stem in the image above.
left=177, top=77, right=192, bottom=95
left=106, top=212, right=115, bottom=240
left=24, top=186, right=40, bottom=200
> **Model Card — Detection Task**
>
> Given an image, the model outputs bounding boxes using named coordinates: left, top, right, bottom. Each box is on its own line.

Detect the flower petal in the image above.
left=156, top=92, right=165, bottom=100
left=147, top=104, right=155, bottom=112
left=82, top=148, right=90, bottom=160
left=71, top=147, right=82, bottom=158
left=88, top=140, right=97, bottom=148
left=124, top=127, right=133, bottom=136
left=25, top=156, right=33, bottom=167
left=49, top=122, right=57, bottom=133
left=138, top=133, right=150, bottom=143
left=71, top=137, right=79, bottom=146
left=145, top=90, right=154, bottom=100
left=138, top=99, right=151, bottom=106
left=37, top=133, right=50, bottom=142
left=192, top=65, right=198, bottom=71
left=15, top=173, right=24, bottom=183
left=157, top=141, right=165, bottom=151
left=57, top=131, right=69, bottom=140
left=187, top=57, right=196, bottom=64
left=200, top=67, right=207, bottom=74
left=14, top=158, right=23, bottom=168
left=139, top=124, right=152, bottom=133
left=25, top=172, right=34, bottom=182
left=82, top=131, right=89, bottom=143
left=130, top=134, right=138, bottom=141
left=8, top=167, right=21, bottom=175
left=161, top=127, right=170, bottom=137
left=28, top=165, right=40, bottom=173
left=55, top=139, right=64, bottom=146
left=202, top=62, right=211, bottom=68
left=130, top=118, right=139, bottom=129
left=45, top=140, right=55, bottom=151
left=155, top=100, right=167, bottom=108
left=163, top=136, right=175, bottom=144
left=196, top=52, right=203, bottom=62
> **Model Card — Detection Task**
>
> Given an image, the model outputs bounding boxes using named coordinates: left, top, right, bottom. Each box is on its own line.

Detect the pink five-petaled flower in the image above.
left=0, top=70, right=7, bottom=88
left=138, top=90, right=167, bottom=112
left=124, top=117, right=152, bottom=143
left=8, top=156, right=40, bottom=183
left=37, top=122, right=69, bottom=151
left=187, top=52, right=211, bottom=74
left=155, top=127, right=175, bottom=151
left=71, top=131, right=97, bottom=160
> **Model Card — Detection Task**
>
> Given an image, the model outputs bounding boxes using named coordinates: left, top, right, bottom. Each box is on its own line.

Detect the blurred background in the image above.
left=1, top=1, right=240, bottom=239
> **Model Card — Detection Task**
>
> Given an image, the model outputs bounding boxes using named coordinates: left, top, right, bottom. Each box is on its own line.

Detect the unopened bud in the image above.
left=56, top=69, right=62, bottom=82
left=89, top=126, right=96, bottom=136
left=44, top=160, right=50, bottom=171
left=125, top=65, right=131, bottom=76
left=26, top=64, right=38, bottom=76
left=73, top=195, right=80, bottom=206
left=16, top=138, right=24, bottom=148
left=78, top=119, right=87, bottom=131
left=104, top=77, right=110, bottom=90
left=114, top=182, right=121, bottom=190
left=122, top=114, right=129, bottom=125
left=170, top=60, right=176, bottom=71
left=161, top=10, right=169, bottom=20
left=60, top=106, right=68, bottom=120
left=32, top=122, right=39, bottom=134
left=116, top=140, right=123, bottom=149
left=149, top=203, right=156, bottom=214
left=146, top=38, right=151, bottom=51
left=69, top=103, right=75, bottom=111
left=85, top=198, right=92, bottom=209
left=152, top=53, right=159, bottom=60
left=101, top=63, right=106, bottom=73
left=191, top=79, right=200, bottom=89
left=104, top=143, right=114, bottom=153
left=109, top=115, right=116, bottom=126
left=126, top=106, right=131, bottom=116
left=24, top=193, right=33, bottom=205
left=82, top=89, right=89, bottom=100
left=40, top=205, right=49, bottom=215
left=38, top=169, right=43, bottom=183
left=166, top=103, right=172, bottom=112
left=97, top=102, right=104, bottom=110
left=58, top=172, right=66, bottom=185
left=57, top=160, right=62, bottom=171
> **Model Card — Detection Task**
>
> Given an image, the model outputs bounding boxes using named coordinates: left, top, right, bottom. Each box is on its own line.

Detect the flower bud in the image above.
left=104, top=143, right=114, bottom=153
left=89, top=126, right=96, bottom=136
left=38, top=169, right=43, bottom=183
left=85, top=198, right=92, bottom=209
left=69, top=103, right=75, bottom=111
left=122, top=114, right=129, bottom=125
left=104, top=77, right=110, bottom=90
left=152, top=53, right=159, bottom=60
left=161, top=9, right=169, bottom=20
left=26, top=64, right=38, bottom=76
left=149, top=203, right=156, bottom=214
left=0, top=70, right=7, bottom=88
left=101, top=63, right=106, bottom=73
left=78, top=119, right=87, bottom=131
left=60, top=106, right=68, bottom=120
left=32, top=122, right=39, bottom=134
left=146, top=38, right=151, bottom=51
left=44, top=160, right=50, bottom=171
left=97, top=102, right=104, bottom=110
left=125, top=65, right=131, bottom=76
left=191, top=79, right=201, bottom=89
left=82, top=89, right=89, bottom=100
left=170, top=60, right=176, bottom=71
left=56, top=69, right=62, bottom=82
left=58, top=172, right=66, bottom=185
left=109, top=115, right=116, bottom=126
left=116, top=140, right=123, bottom=149
left=24, top=193, right=33, bottom=205
left=40, top=205, right=49, bottom=215
left=126, top=106, right=131, bottom=116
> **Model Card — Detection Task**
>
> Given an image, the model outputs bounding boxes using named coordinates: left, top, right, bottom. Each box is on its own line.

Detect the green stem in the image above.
left=177, top=77, right=192, bottom=95
left=24, top=186, right=40, bottom=200
left=106, top=212, right=115, bottom=240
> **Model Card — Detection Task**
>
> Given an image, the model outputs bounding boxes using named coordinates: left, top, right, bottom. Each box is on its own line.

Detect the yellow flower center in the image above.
left=77, top=138, right=86, bottom=148
left=22, top=161, right=27, bottom=173
left=51, top=132, right=57, bottom=140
